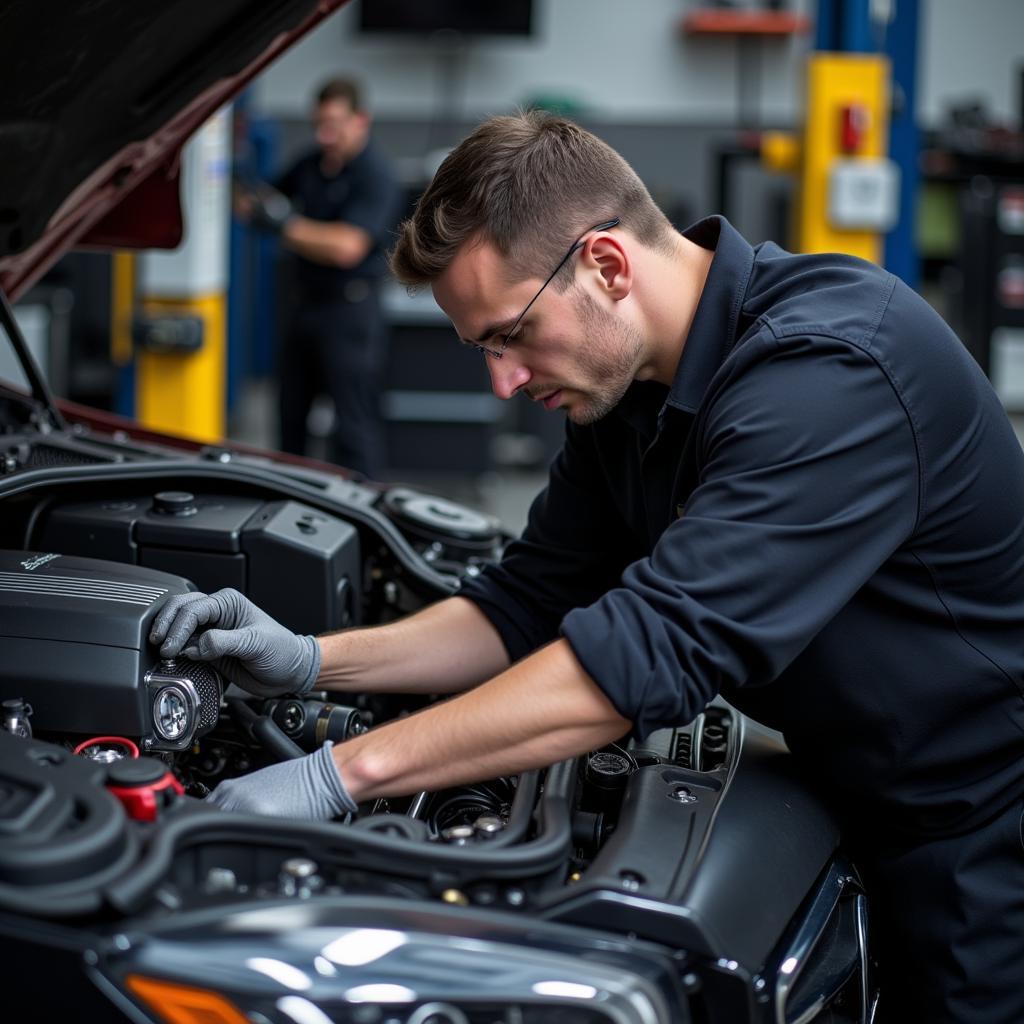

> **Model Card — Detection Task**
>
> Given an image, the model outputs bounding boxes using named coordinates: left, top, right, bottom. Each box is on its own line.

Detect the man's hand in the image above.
left=149, top=589, right=321, bottom=698
left=246, top=181, right=294, bottom=233
left=207, top=741, right=357, bottom=819
left=233, top=176, right=294, bottom=233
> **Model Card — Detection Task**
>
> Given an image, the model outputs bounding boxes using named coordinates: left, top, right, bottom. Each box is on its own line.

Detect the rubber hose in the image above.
left=227, top=697, right=305, bottom=761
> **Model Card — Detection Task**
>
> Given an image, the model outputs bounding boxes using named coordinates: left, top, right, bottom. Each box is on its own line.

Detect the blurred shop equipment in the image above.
left=380, top=283, right=504, bottom=478
left=687, top=1, right=910, bottom=274
left=920, top=93, right=1024, bottom=404
left=355, top=1, right=537, bottom=478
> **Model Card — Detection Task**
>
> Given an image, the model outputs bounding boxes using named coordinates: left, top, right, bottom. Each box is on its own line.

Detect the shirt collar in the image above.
left=665, top=215, right=756, bottom=414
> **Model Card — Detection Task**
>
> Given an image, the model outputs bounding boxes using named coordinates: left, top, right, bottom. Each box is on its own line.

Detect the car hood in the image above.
left=0, top=0, right=347, bottom=303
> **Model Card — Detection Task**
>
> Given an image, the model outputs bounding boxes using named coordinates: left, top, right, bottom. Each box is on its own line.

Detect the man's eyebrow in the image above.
left=462, top=316, right=518, bottom=346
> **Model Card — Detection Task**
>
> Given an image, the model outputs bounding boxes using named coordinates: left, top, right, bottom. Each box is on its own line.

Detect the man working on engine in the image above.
left=237, top=76, right=400, bottom=478
left=152, top=111, right=1024, bottom=1020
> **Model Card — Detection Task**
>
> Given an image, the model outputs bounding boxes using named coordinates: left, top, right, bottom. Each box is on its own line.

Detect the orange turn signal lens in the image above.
left=125, top=975, right=251, bottom=1024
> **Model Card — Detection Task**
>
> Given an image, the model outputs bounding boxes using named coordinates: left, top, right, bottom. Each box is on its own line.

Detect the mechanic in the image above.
left=238, top=76, right=402, bottom=478
left=153, top=111, right=1024, bottom=1020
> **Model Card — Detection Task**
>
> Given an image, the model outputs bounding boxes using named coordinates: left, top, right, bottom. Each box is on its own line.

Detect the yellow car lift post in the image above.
left=761, top=1, right=901, bottom=265
left=797, top=51, right=893, bottom=262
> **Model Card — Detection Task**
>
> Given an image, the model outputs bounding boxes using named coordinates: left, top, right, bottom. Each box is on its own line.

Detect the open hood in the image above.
left=0, top=0, right=348, bottom=303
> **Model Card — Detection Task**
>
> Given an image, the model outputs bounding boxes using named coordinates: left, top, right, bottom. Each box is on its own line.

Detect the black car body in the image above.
left=0, top=3, right=875, bottom=1021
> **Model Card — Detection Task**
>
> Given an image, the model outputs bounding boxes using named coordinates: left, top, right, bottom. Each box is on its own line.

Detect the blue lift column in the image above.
left=883, top=0, right=921, bottom=289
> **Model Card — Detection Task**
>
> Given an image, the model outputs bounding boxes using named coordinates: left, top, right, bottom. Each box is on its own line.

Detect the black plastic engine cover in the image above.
left=0, top=550, right=194, bottom=736
left=0, top=729, right=137, bottom=915
left=36, top=494, right=362, bottom=633
left=549, top=723, right=842, bottom=972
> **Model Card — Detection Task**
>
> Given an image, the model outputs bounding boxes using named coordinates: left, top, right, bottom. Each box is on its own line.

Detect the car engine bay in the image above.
left=0, top=417, right=872, bottom=1022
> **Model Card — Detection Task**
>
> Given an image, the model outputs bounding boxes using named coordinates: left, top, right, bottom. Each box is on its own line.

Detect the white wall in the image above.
left=253, top=0, right=812, bottom=125
left=252, top=0, right=1023, bottom=128
left=920, top=0, right=1023, bottom=125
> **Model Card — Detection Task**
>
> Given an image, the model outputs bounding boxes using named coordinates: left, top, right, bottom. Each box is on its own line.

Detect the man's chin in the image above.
left=566, top=396, right=615, bottom=427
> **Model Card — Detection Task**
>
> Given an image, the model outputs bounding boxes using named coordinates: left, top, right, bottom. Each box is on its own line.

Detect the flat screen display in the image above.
left=357, top=0, right=534, bottom=36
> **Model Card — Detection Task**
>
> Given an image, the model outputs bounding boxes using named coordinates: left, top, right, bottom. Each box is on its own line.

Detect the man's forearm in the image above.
left=331, top=638, right=631, bottom=801
left=317, top=595, right=511, bottom=695
left=281, top=216, right=371, bottom=267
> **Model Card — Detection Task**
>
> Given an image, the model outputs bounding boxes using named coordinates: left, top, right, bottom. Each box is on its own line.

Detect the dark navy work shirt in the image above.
left=276, top=141, right=401, bottom=302
left=460, top=216, right=1024, bottom=839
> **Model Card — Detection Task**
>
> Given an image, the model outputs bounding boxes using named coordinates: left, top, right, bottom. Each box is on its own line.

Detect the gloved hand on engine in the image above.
left=149, top=588, right=321, bottom=698
left=207, top=740, right=357, bottom=819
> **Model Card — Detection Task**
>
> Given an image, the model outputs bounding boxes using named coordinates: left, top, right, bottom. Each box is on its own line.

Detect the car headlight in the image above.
left=124, top=979, right=637, bottom=1024
left=103, top=916, right=682, bottom=1024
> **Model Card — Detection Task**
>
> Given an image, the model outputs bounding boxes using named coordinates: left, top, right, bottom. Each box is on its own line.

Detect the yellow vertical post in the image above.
left=136, top=294, right=226, bottom=441
left=796, top=52, right=891, bottom=263
left=136, top=107, right=230, bottom=443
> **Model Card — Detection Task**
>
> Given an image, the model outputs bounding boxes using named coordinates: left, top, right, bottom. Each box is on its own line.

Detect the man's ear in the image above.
left=585, top=234, right=632, bottom=300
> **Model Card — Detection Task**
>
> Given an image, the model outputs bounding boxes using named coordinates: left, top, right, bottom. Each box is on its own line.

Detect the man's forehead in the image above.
left=432, top=235, right=529, bottom=333
left=317, top=99, right=355, bottom=119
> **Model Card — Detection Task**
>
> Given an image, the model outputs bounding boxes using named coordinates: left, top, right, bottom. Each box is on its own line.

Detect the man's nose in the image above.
left=486, top=355, right=530, bottom=401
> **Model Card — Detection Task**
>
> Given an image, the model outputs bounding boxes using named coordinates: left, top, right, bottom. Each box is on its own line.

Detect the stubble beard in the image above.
left=566, top=287, right=644, bottom=426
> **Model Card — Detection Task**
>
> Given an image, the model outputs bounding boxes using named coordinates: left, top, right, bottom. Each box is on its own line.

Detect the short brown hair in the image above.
left=390, top=110, right=674, bottom=289
left=316, top=76, right=363, bottom=112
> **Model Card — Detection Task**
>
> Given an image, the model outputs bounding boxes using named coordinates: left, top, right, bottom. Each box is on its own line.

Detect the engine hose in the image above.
left=227, top=697, right=305, bottom=761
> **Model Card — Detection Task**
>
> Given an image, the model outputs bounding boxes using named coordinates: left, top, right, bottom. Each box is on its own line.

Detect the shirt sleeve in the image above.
left=340, top=154, right=402, bottom=245
left=561, top=334, right=921, bottom=739
left=459, top=421, right=646, bottom=662
left=274, top=158, right=302, bottom=199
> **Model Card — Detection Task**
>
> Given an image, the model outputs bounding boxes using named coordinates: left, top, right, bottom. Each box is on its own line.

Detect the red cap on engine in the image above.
left=105, top=757, right=183, bottom=822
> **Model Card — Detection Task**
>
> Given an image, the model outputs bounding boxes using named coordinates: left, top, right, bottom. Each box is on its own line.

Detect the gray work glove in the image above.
left=247, top=181, right=294, bottom=233
left=206, top=741, right=357, bottom=819
left=149, top=589, right=321, bottom=699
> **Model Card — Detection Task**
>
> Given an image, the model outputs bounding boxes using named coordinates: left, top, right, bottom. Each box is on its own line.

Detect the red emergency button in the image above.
left=839, top=103, right=869, bottom=154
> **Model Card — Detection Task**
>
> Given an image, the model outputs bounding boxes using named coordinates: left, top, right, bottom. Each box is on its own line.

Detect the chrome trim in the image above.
left=691, top=711, right=705, bottom=769
left=407, top=1004, right=470, bottom=1024
left=406, top=791, right=429, bottom=819
left=867, top=987, right=881, bottom=1024
left=773, top=860, right=856, bottom=1024
left=855, top=892, right=871, bottom=1024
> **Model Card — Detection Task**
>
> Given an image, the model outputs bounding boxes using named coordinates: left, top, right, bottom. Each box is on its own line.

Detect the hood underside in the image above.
left=0, top=0, right=347, bottom=301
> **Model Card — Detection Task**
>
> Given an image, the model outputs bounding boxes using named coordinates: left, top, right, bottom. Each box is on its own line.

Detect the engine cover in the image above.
left=0, top=550, right=218, bottom=750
